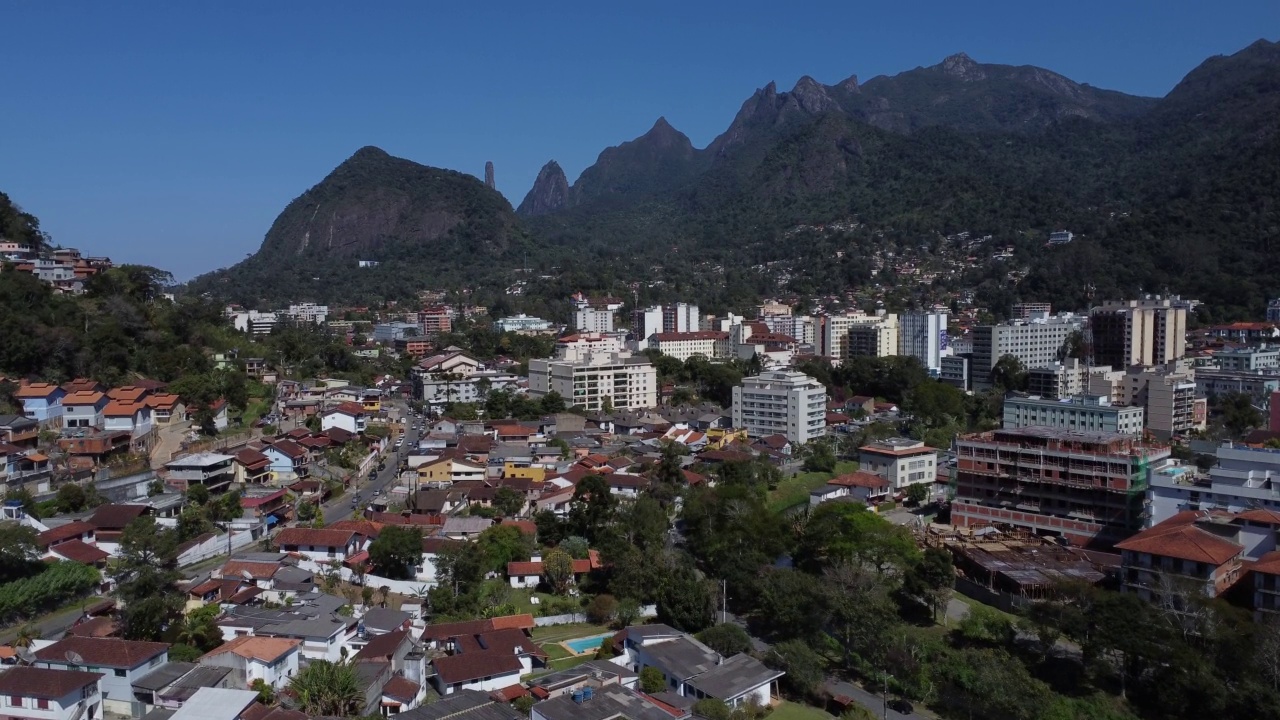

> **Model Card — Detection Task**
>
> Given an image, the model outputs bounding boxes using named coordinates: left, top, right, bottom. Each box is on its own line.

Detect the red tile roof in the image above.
left=107, top=386, right=149, bottom=403
left=1253, top=550, right=1280, bottom=575
left=102, top=400, right=146, bottom=418
left=0, top=667, right=103, bottom=700
left=433, top=651, right=523, bottom=685
left=34, top=636, right=169, bottom=669
left=268, top=439, right=308, bottom=459
left=219, top=560, right=281, bottom=580
left=49, top=539, right=110, bottom=564
left=274, top=527, right=360, bottom=549
left=90, top=504, right=148, bottom=530
left=235, top=448, right=272, bottom=470
left=421, top=614, right=535, bottom=643
left=830, top=471, right=891, bottom=489
left=326, top=401, right=367, bottom=417
left=382, top=676, right=421, bottom=702
left=63, top=390, right=105, bottom=406
left=201, top=636, right=301, bottom=664
left=15, top=382, right=61, bottom=399
left=38, top=521, right=96, bottom=547
left=1236, top=508, right=1280, bottom=525
left=66, top=616, right=118, bottom=638
left=1115, top=512, right=1244, bottom=565
left=241, top=489, right=288, bottom=508
left=490, top=684, right=529, bottom=702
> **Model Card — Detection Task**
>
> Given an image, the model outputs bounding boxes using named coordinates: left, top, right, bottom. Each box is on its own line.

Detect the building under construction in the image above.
left=952, top=426, right=1173, bottom=548
left=925, top=525, right=1116, bottom=601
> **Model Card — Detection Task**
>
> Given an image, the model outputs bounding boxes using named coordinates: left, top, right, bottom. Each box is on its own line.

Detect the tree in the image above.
left=513, top=696, right=535, bottom=716
left=176, top=605, right=225, bottom=651
left=289, top=660, right=364, bottom=717
left=475, top=524, right=533, bottom=574
left=568, top=475, right=616, bottom=542
left=905, top=482, right=930, bottom=506
left=902, top=547, right=954, bottom=621
left=542, top=549, right=575, bottom=595
left=587, top=594, right=619, bottom=625
left=1219, top=392, right=1264, bottom=436
left=692, top=699, right=732, bottom=720
left=595, top=636, right=616, bottom=659
left=540, top=391, right=567, bottom=414
left=186, top=483, right=210, bottom=506
left=492, top=487, right=526, bottom=518
left=753, top=568, right=827, bottom=641
left=616, top=597, right=642, bottom=628
left=768, top=639, right=827, bottom=699
left=989, top=355, right=1028, bottom=393
left=657, top=562, right=713, bottom=633
left=147, top=479, right=165, bottom=497
left=367, top=526, right=423, bottom=580
left=802, top=440, right=837, bottom=473
left=559, top=535, right=590, bottom=560
left=534, top=510, right=566, bottom=547
left=112, top=516, right=183, bottom=641
left=0, top=524, right=41, bottom=584
left=640, top=667, right=666, bottom=694
left=55, top=483, right=89, bottom=514
left=695, top=623, right=752, bottom=657
left=250, top=678, right=275, bottom=706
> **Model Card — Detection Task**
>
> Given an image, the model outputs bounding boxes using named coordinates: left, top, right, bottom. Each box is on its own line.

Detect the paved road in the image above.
left=0, top=605, right=90, bottom=645
left=321, top=402, right=420, bottom=525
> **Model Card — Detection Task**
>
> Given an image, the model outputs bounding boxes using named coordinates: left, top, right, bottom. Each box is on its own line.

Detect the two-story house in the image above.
left=1116, top=510, right=1246, bottom=602
left=34, top=637, right=169, bottom=718
left=145, top=394, right=184, bottom=426
left=63, top=391, right=109, bottom=430
left=0, top=414, right=40, bottom=448
left=198, top=636, right=301, bottom=690
left=0, top=666, right=104, bottom=720
left=16, top=382, right=66, bottom=423
left=233, top=448, right=273, bottom=486
left=261, top=440, right=309, bottom=482
left=102, top=401, right=153, bottom=445
left=321, top=402, right=367, bottom=435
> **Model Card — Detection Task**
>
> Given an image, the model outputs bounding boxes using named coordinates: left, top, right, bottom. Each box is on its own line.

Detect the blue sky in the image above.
left=2, top=2, right=1276, bottom=280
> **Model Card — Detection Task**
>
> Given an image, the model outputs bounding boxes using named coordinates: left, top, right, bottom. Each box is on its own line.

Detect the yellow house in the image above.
left=503, top=462, right=546, bottom=482
left=361, top=389, right=382, bottom=414
left=417, top=456, right=486, bottom=486
left=706, top=427, right=748, bottom=449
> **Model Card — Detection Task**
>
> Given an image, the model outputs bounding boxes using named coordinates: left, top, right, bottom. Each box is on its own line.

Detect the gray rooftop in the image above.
left=141, top=710, right=176, bottom=720
left=166, top=452, right=235, bottom=468
left=641, top=636, right=719, bottom=681
left=531, top=685, right=675, bottom=720
left=531, top=660, right=638, bottom=693
left=398, top=689, right=521, bottom=720
left=133, top=662, right=197, bottom=692
left=685, top=653, right=784, bottom=702
left=362, top=607, right=411, bottom=632
left=157, top=666, right=235, bottom=702
left=169, top=688, right=259, bottom=720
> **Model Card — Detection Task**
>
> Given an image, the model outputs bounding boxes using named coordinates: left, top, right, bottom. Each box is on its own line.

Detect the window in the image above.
left=114, top=669, right=127, bottom=677
left=37, top=699, right=49, bottom=710
left=9, top=696, right=21, bottom=707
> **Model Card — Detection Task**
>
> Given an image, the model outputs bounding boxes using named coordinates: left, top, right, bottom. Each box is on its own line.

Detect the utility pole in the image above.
left=882, top=672, right=889, bottom=720
left=722, top=579, right=727, bottom=625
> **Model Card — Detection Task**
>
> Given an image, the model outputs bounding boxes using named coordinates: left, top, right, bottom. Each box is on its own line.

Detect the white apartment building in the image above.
left=858, top=438, right=938, bottom=491
left=0, top=667, right=104, bottom=720
left=819, top=312, right=899, bottom=360
left=529, top=351, right=657, bottom=412
left=493, top=314, right=553, bottom=333
left=227, top=309, right=279, bottom=335
left=574, top=306, right=615, bottom=333
left=898, top=312, right=948, bottom=371
left=556, top=333, right=628, bottom=361
left=760, top=313, right=816, bottom=347
left=1002, top=394, right=1146, bottom=435
left=647, top=331, right=730, bottom=362
left=285, top=303, right=329, bottom=324
left=971, top=314, right=1084, bottom=391
left=731, top=370, right=827, bottom=445
left=418, top=370, right=522, bottom=406
left=1148, top=444, right=1280, bottom=527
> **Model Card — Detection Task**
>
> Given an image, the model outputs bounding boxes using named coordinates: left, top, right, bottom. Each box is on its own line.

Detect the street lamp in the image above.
left=882, top=671, right=893, bottom=719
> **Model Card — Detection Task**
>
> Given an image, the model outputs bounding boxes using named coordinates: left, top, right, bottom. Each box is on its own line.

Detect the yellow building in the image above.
left=706, top=427, right=747, bottom=450
left=417, top=457, right=486, bottom=486
left=503, top=463, right=546, bottom=482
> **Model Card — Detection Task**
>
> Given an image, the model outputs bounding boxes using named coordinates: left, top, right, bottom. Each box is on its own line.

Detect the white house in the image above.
left=430, top=628, right=545, bottom=695
left=858, top=438, right=938, bottom=491
left=321, top=402, right=367, bottom=435
left=35, top=637, right=169, bottom=718
left=62, top=391, right=108, bottom=429
left=272, top=527, right=368, bottom=568
left=610, top=625, right=781, bottom=708
left=198, top=636, right=301, bottom=690
left=0, top=667, right=104, bottom=720
left=810, top=471, right=892, bottom=507
left=103, top=400, right=153, bottom=438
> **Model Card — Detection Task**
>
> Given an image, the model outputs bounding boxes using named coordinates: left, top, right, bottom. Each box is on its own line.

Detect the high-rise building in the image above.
left=971, top=315, right=1084, bottom=391
left=1012, top=303, right=1052, bottom=320
left=419, top=306, right=453, bottom=337
left=732, top=370, right=828, bottom=445
left=529, top=351, right=657, bottom=412
left=819, top=312, right=899, bottom=359
left=1090, top=297, right=1187, bottom=369
left=284, top=303, right=329, bottom=324
left=898, top=312, right=948, bottom=371
left=953, top=427, right=1173, bottom=546
left=633, top=303, right=699, bottom=337
left=574, top=306, right=615, bottom=333
left=1123, top=362, right=1204, bottom=440
left=759, top=314, right=816, bottom=347
left=1026, top=358, right=1087, bottom=399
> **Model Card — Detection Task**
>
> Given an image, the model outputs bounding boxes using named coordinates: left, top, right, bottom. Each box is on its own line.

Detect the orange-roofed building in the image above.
left=106, top=385, right=151, bottom=404
left=15, top=382, right=66, bottom=422
left=1117, top=511, right=1246, bottom=602
left=200, top=636, right=301, bottom=689
left=145, top=393, right=184, bottom=425
left=63, top=390, right=108, bottom=430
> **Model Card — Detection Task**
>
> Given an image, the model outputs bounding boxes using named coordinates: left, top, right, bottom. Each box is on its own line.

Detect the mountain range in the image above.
left=189, top=39, right=1280, bottom=318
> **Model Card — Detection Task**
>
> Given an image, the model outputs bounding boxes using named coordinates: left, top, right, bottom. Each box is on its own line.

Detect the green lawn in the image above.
left=768, top=460, right=859, bottom=512
left=530, top=622, right=612, bottom=643
left=769, top=701, right=836, bottom=720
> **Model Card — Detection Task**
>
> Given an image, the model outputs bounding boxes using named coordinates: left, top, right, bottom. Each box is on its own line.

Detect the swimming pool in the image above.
left=562, top=632, right=614, bottom=655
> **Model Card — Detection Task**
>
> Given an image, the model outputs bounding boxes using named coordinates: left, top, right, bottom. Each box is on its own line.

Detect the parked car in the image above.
left=887, top=699, right=913, bottom=715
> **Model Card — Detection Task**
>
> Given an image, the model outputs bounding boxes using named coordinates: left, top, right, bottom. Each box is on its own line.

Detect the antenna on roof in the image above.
left=15, top=647, right=36, bottom=665
left=65, top=651, right=85, bottom=666
left=241, top=569, right=255, bottom=582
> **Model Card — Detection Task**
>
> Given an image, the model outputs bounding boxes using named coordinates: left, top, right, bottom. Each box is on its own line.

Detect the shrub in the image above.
left=0, top=562, right=100, bottom=624
left=640, top=667, right=666, bottom=694
left=587, top=594, right=618, bottom=625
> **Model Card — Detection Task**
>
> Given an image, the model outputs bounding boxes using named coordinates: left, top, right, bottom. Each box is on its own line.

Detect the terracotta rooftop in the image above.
left=35, top=636, right=169, bottom=669
left=63, top=390, right=105, bottom=406
left=1115, top=512, right=1244, bottom=565
left=15, top=382, right=61, bottom=399
left=274, top=527, right=360, bottom=548
left=0, top=666, right=103, bottom=700
left=202, top=636, right=301, bottom=664
left=49, top=539, right=111, bottom=564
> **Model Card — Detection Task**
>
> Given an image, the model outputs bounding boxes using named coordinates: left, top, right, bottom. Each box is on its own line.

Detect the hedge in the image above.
left=0, top=561, right=100, bottom=624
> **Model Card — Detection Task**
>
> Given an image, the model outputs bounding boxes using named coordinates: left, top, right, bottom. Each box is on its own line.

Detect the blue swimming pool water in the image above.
left=563, top=632, right=614, bottom=654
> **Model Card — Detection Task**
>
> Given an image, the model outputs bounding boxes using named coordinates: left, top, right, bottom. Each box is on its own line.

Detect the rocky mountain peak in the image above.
left=939, top=52, right=986, bottom=81
left=838, top=74, right=860, bottom=93
left=790, top=75, right=837, bottom=113
left=517, top=160, right=570, bottom=217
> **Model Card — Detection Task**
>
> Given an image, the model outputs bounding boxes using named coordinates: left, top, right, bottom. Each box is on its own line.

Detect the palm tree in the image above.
left=289, top=660, right=363, bottom=717
left=13, top=625, right=38, bottom=649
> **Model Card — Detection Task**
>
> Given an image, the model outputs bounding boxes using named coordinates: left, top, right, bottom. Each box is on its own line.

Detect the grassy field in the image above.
left=768, top=460, right=858, bottom=513
left=769, top=701, right=836, bottom=720
left=530, top=622, right=612, bottom=643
